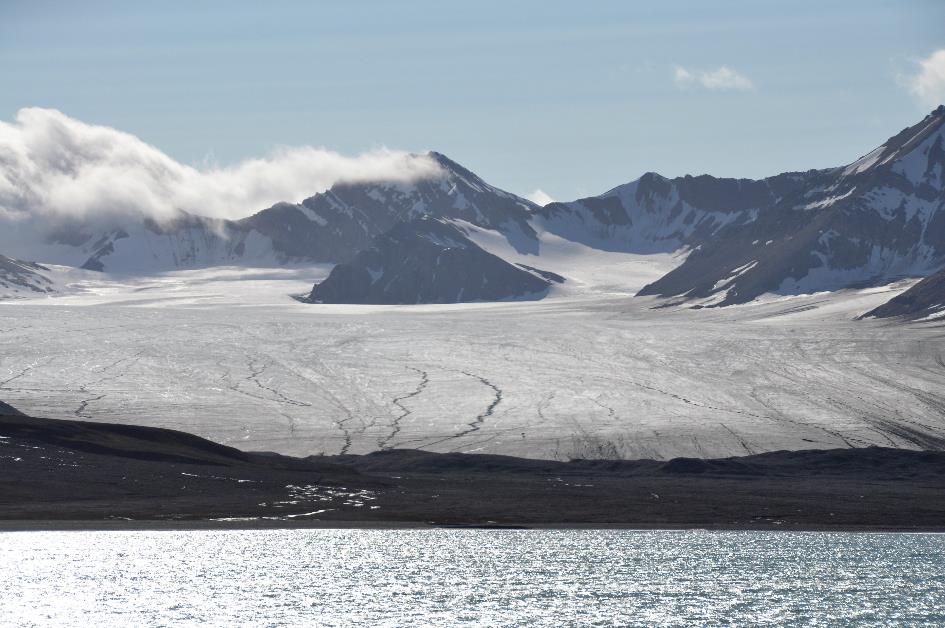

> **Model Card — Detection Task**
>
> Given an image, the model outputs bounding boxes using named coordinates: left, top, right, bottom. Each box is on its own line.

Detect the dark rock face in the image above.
left=0, top=401, right=24, bottom=416
left=79, top=229, right=129, bottom=271
left=308, top=218, right=557, bottom=304
left=0, top=254, right=54, bottom=296
left=637, top=106, right=945, bottom=306
left=864, top=267, right=945, bottom=319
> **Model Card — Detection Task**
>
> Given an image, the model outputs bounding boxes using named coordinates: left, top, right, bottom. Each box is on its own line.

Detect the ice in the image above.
left=296, top=205, right=328, bottom=226
left=842, top=145, right=886, bottom=176
left=2, top=262, right=943, bottom=461
left=798, top=187, right=856, bottom=210
left=712, top=261, right=757, bottom=291
left=459, top=221, right=682, bottom=296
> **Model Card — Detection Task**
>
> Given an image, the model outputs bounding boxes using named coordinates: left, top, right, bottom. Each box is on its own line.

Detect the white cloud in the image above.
left=673, top=65, right=754, bottom=91
left=673, top=66, right=695, bottom=86
left=525, top=189, right=554, bottom=206
left=903, top=49, right=945, bottom=108
left=0, top=107, right=443, bottom=225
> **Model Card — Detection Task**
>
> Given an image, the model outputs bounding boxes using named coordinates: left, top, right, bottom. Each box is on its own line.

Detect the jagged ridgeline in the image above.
left=638, top=105, right=945, bottom=306
left=312, top=106, right=945, bottom=306
left=3, top=107, right=944, bottom=308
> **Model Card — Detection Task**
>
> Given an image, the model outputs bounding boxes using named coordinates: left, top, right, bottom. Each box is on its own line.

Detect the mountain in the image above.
left=534, top=170, right=817, bottom=254
left=5, top=109, right=944, bottom=306
left=69, top=214, right=255, bottom=272
left=36, top=208, right=352, bottom=273
left=243, top=151, right=539, bottom=266
left=306, top=108, right=945, bottom=306
left=638, top=106, right=945, bottom=306
left=3, top=151, right=540, bottom=274
left=308, top=217, right=561, bottom=304
left=863, top=268, right=945, bottom=320
left=1, top=211, right=291, bottom=273
left=0, top=254, right=56, bottom=298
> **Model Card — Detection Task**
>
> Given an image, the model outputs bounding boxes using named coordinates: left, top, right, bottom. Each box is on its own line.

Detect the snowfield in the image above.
left=1, top=255, right=943, bottom=460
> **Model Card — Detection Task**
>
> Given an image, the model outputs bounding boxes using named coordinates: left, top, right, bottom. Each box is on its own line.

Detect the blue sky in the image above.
left=1, top=1, right=944, bottom=202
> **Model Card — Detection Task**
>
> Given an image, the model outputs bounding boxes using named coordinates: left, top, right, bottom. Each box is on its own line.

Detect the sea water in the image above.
left=1, top=529, right=943, bottom=626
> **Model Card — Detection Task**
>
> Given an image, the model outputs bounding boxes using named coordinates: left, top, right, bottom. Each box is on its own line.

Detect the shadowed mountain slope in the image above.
left=639, top=106, right=945, bottom=306
left=864, top=267, right=945, bottom=320
left=308, top=217, right=560, bottom=304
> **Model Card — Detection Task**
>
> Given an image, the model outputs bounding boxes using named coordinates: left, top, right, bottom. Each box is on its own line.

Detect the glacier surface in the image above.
left=1, top=252, right=943, bottom=460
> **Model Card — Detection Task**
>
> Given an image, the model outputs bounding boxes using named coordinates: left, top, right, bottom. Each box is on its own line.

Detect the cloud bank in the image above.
left=674, top=65, right=754, bottom=91
left=0, top=108, right=444, bottom=225
left=903, top=49, right=945, bottom=108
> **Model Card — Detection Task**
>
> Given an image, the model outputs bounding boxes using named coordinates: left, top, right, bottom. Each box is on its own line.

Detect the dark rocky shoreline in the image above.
left=2, top=412, right=945, bottom=531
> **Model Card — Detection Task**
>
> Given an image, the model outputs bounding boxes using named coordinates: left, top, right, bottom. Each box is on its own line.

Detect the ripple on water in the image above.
left=1, top=529, right=944, bottom=626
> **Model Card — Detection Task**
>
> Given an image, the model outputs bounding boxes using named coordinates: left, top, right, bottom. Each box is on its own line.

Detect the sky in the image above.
left=1, top=0, right=944, bottom=205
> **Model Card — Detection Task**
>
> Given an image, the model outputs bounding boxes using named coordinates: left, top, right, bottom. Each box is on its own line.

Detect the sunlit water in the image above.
left=1, top=530, right=943, bottom=626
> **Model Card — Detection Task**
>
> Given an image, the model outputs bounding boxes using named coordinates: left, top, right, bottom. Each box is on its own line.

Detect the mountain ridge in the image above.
left=638, top=105, right=945, bottom=306
left=2, top=108, right=944, bottom=308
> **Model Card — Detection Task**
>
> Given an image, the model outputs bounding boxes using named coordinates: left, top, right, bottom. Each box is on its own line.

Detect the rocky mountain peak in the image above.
left=843, top=106, right=945, bottom=180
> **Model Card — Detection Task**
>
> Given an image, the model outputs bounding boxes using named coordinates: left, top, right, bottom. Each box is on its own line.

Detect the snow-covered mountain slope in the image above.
left=535, top=170, right=818, bottom=254
left=302, top=108, right=945, bottom=306
left=75, top=215, right=267, bottom=272
left=5, top=108, right=944, bottom=307
left=308, top=217, right=560, bottom=304
left=0, top=253, right=113, bottom=300
left=244, top=151, right=539, bottom=265
left=638, top=106, right=945, bottom=306
left=2, top=212, right=287, bottom=273
left=863, top=266, right=945, bottom=320
left=1, top=151, right=540, bottom=274
left=0, top=255, right=57, bottom=298
left=459, top=220, right=681, bottom=298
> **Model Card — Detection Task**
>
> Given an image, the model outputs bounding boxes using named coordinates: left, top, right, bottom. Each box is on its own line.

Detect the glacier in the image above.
left=1, top=259, right=942, bottom=460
